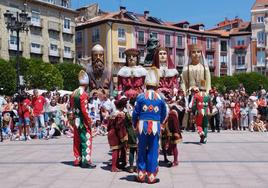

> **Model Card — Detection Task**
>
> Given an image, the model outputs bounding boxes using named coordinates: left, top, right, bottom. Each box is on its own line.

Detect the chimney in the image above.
left=120, top=6, right=126, bottom=11
left=144, top=10, right=149, bottom=19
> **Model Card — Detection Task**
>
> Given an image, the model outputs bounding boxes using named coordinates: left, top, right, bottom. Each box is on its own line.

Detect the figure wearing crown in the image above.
left=155, top=47, right=179, bottom=96
left=69, top=70, right=96, bottom=168
left=117, top=48, right=147, bottom=99
left=132, top=66, right=167, bottom=184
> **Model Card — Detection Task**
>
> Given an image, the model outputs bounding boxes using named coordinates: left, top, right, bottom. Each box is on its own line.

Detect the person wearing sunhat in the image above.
left=69, top=70, right=96, bottom=168
left=132, top=67, right=167, bottom=184
left=117, top=48, right=147, bottom=99
left=191, top=81, right=211, bottom=144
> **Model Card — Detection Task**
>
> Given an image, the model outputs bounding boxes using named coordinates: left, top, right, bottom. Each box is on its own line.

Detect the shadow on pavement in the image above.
left=61, top=161, right=75, bottom=167
left=183, top=141, right=202, bottom=145
left=120, top=175, right=137, bottom=182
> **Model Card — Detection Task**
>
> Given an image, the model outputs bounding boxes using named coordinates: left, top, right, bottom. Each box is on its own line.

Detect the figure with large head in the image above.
left=181, top=44, right=211, bottom=95
left=87, top=44, right=112, bottom=94
left=117, top=48, right=147, bottom=99
left=143, top=34, right=160, bottom=67
left=154, top=47, right=179, bottom=95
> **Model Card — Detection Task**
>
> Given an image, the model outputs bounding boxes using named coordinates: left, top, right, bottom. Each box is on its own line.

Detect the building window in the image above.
left=237, top=55, right=245, bottom=66
left=118, top=28, right=125, bottom=41
left=64, top=18, right=71, bottom=29
left=50, top=44, right=58, bottom=51
left=206, top=54, right=214, bottom=66
left=183, top=24, right=189, bottom=29
left=220, top=55, right=227, bottom=67
left=221, top=41, right=227, bottom=51
left=257, top=16, right=264, bottom=23
left=191, top=36, right=197, bottom=44
left=64, top=46, right=71, bottom=53
left=138, top=47, right=145, bottom=58
left=177, top=35, right=183, bottom=48
left=31, top=43, right=40, bottom=48
left=31, top=10, right=40, bottom=23
left=62, top=0, right=69, bottom=8
left=138, top=31, right=144, bottom=43
left=257, top=31, right=265, bottom=45
left=176, top=50, right=184, bottom=66
left=257, top=51, right=265, bottom=65
left=10, top=35, right=18, bottom=45
left=92, top=27, right=100, bottom=43
left=47, top=0, right=55, bottom=5
left=119, top=47, right=125, bottom=59
left=151, top=32, right=158, bottom=39
left=165, top=34, right=171, bottom=47
left=237, top=39, right=245, bottom=46
left=76, top=31, right=82, bottom=44
left=206, top=38, right=213, bottom=49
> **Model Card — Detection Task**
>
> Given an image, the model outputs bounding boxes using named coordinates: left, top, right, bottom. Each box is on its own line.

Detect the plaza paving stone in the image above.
left=0, top=131, right=268, bottom=188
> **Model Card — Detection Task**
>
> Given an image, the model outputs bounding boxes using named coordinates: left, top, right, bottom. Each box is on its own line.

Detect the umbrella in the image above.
left=26, top=89, right=47, bottom=95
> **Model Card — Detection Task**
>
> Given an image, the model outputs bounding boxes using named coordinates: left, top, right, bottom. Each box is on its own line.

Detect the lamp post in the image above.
left=4, top=7, right=30, bottom=94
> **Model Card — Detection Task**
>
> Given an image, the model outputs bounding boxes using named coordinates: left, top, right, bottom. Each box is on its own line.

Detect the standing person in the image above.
left=107, top=97, right=128, bottom=172
left=192, top=86, right=211, bottom=144
left=70, top=70, right=96, bottom=169
left=132, top=68, right=167, bottom=184
left=70, top=70, right=96, bottom=168
left=209, top=90, right=221, bottom=132
left=240, top=102, right=248, bottom=130
left=18, top=94, right=32, bottom=140
left=32, top=89, right=47, bottom=139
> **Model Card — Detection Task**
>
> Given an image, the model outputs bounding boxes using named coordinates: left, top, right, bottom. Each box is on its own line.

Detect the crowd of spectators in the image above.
left=0, top=84, right=267, bottom=142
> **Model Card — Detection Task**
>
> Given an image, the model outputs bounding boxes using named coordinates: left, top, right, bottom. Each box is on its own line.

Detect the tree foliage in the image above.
left=0, top=59, right=16, bottom=95
left=55, top=62, right=84, bottom=91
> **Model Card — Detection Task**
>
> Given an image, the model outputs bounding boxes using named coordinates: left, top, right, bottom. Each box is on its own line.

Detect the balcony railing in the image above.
left=31, top=18, right=43, bottom=28
left=62, top=26, right=75, bottom=35
left=177, top=44, right=185, bottom=49
left=220, top=62, right=228, bottom=69
left=206, top=46, right=216, bottom=52
left=236, top=64, right=247, bottom=69
left=8, top=41, right=23, bottom=51
left=48, top=21, right=61, bottom=32
left=137, top=39, right=145, bottom=45
left=49, top=47, right=60, bottom=57
left=30, top=45, right=43, bottom=54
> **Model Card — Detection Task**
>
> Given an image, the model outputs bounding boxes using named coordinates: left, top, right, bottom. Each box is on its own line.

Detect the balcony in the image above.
left=63, top=50, right=74, bottom=59
left=220, top=62, right=228, bottom=69
left=177, top=44, right=185, bottom=49
left=62, top=26, right=75, bottom=35
left=206, top=46, right=216, bottom=52
left=236, top=64, right=247, bottom=70
left=234, top=45, right=247, bottom=54
left=48, top=21, right=61, bottom=32
left=31, top=18, right=43, bottom=28
left=30, top=45, right=43, bottom=54
left=49, top=47, right=60, bottom=57
left=8, top=41, right=23, bottom=51
left=137, top=39, right=145, bottom=45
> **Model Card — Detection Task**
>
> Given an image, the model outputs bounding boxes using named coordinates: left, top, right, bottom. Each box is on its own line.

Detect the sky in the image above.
left=72, top=0, right=255, bottom=29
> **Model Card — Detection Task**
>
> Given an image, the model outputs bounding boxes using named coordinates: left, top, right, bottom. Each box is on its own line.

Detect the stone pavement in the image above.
left=0, top=131, right=268, bottom=188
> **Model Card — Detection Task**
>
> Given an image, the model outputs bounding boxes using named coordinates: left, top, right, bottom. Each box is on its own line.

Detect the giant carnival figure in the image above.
left=117, top=48, right=147, bottom=99
left=181, top=44, right=211, bottom=94
left=154, top=47, right=179, bottom=96
left=70, top=70, right=96, bottom=168
left=87, top=44, right=112, bottom=94
left=132, top=67, right=167, bottom=184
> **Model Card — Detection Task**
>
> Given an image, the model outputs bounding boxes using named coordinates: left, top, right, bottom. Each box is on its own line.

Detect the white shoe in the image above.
left=27, top=136, right=32, bottom=140
left=19, top=136, right=25, bottom=141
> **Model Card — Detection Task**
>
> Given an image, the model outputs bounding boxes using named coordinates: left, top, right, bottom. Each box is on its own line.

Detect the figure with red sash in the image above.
left=132, top=67, right=167, bottom=184
left=107, top=97, right=128, bottom=172
left=192, top=84, right=211, bottom=144
left=117, top=48, right=147, bottom=99
left=154, top=47, right=179, bottom=96
left=70, top=70, right=96, bottom=168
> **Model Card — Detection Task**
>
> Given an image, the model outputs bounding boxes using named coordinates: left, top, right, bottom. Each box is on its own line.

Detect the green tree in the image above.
left=0, top=59, right=16, bottom=95
left=235, top=72, right=268, bottom=94
left=55, top=62, right=84, bottom=91
left=24, top=59, right=63, bottom=90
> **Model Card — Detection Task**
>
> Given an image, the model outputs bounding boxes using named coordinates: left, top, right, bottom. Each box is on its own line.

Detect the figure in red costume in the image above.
left=154, top=47, right=179, bottom=96
left=117, top=48, right=147, bottom=99
left=70, top=70, right=96, bottom=168
left=192, top=85, right=211, bottom=144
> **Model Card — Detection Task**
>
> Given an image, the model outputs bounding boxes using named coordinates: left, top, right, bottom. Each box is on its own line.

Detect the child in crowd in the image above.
left=240, top=102, right=248, bottom=130
left=249, top=115, right=267, bottom=132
